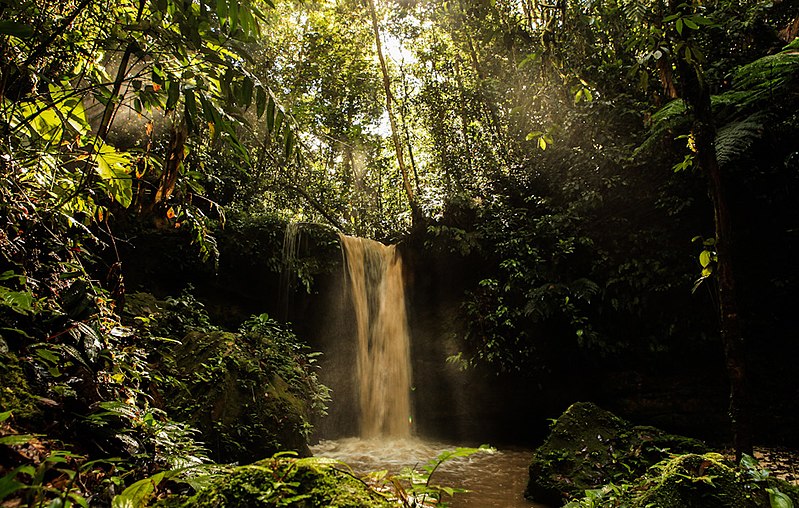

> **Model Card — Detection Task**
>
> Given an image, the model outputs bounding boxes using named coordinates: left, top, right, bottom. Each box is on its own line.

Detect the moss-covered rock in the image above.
left=126, top=293, right=329, bottom=463
left=525, top=401, right=707, bottom=505
left=565, top=453, right=799, bottom=508
left=161, top=456, right=394, bottom=508
left=0, top=351, right=42, bottom=422
left=162, top=326, right=323, bottom=462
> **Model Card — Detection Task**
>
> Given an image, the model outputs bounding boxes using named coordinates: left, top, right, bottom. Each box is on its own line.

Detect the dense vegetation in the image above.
left=1, top=0, right=797, bottom=505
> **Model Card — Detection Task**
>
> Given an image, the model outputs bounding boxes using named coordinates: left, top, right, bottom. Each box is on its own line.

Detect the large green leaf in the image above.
left=767, top=488, right=795, bottom=508
left=111, top=472, right=165, bottom=508
left=0, top=286, right=34, bottom=315
left=94, top=143, right=133, bottom=208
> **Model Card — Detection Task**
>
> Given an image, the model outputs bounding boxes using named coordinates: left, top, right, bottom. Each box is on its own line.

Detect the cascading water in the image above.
left=311, top=232, right=539, bottom=507
left=338, top=233, right=413, bottom=438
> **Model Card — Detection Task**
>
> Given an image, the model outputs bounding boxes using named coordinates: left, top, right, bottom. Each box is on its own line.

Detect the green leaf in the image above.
left=766, top=488, right=795, bottom=508
left=0, top=286, right=34, bottom=315
left=266, top=97, right=276, bottom=132
left=94, top=143, right=133, bottom=207
left=166, top=81, right=181, bottom=110
left=0, top=471, right=26, bottom=500
left=274, top=109, right=284, bottom=137
left=112, top=472, right=165, bottom=508
left=35, top=347, right=60, bottom=364
left=256, top=87, right=266, bottom=118
left=284, top=127, right=294, bottom=158
left=184, top=89, right=197, bottom=132
left=0, top=434, right=38, bottom=445
left=241, top=77, right=254, bottom=107
left=0, top=271, right=23, bottom=282
left=216, top=0, right=228, bottom=21
left=676, top=18, right=684, bottom=35
left=0, top=411, right=11, bottom=422
left=0, top=21, right=35, bottom=38
left=684, top=18, right=699, bottom=30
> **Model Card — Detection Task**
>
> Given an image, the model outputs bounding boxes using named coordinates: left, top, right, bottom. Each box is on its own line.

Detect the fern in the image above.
left=732, top=51, right=799, bottom=93
left=633, top=99, right=690, bottom=158
left=619, top=0, right=649, bottom=24
left=715, top=112, right=768, bottom=168
left=637, top=45, right=799, bottom=160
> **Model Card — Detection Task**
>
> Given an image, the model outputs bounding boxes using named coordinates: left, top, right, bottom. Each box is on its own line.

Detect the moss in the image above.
left=635, top=453, right=759, bottom=508
left=567, top=453, right=799, bottom=508
left=125, top=293, right=328, bottom=463
left=525, top=402, right=708, bottom=505
left=165, top=330, right=313, bottom=462
left=164, top=457, right=394, bottom=508
left=0, top=352, right=42, bottom=422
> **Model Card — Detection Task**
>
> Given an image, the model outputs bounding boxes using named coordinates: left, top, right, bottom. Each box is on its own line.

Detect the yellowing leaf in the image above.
left=166, top=207, right=175, bottom=219
left=699, top=250, right=711, bottom=267
left=94, top=142, right=133, bottom=208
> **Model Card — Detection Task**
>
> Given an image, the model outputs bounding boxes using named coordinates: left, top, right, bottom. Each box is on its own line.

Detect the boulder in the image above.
left=164, top=329, right=314, bottom=462
left=525, top=401, right=707, bottom=505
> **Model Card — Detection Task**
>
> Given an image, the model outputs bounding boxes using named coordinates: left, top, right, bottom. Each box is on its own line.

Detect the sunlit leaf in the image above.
left=699, top=250, right=711, bottom=267
left=94, top=143, right=133, bottom=208
left=0, top=434, right=38, bottom=445
left=112, top=472, right=165, bottom=508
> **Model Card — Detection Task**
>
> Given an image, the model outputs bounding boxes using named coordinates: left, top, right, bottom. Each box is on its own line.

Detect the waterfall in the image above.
left=279, top=222, right=302, bottom=321
left=339, top=234, right=413, bottom=438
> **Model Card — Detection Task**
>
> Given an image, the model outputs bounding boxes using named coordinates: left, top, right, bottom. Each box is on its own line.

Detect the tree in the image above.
left=666, top=0, right=751, bottom=458
left=367, top=0, right=420, bottom=222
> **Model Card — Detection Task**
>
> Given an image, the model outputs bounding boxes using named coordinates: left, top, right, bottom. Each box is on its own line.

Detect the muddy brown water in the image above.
left=311, top=438, right=548, bottom=507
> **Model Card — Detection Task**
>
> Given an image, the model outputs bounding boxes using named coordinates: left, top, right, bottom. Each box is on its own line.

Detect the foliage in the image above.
left=161, top=453, right=395, bottom=508
left=126, top=296, right=330, bottom=463
left=525, top=402, right=708, bottom=506
left=638, top=39, right=799, bottom=168
left=564, top=453, right=799, bottom=508
left=389, top=445, right=494, bottom=507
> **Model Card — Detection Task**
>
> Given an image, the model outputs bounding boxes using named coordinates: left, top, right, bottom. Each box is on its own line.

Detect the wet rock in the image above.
left=524, top=401, right=707, bottom=505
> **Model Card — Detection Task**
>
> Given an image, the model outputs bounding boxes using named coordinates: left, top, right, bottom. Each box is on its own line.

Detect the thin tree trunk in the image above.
left=670, top=2, right=752, bottom=460
left=366, top=0, right=419, bottom=221
left=97, top=0, right=147, bottom=141
left=397, top=63, right=420, bottom=195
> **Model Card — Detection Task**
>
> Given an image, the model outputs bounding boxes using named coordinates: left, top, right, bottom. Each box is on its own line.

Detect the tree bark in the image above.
left=366, top=0, right=419, bottom=222
left=670, top=2, right=752, bottom=460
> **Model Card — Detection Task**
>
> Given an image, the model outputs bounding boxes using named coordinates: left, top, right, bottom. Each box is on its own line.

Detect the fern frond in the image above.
left=715, top=112, right=769, bottom=168
left=634, top=99, right=690, bottom=159
left=732, top=51, right=799, bottom=92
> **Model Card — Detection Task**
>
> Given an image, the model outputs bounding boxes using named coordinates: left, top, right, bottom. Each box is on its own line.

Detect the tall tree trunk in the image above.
left=670, top=2, right=752, bottom=460
left=366, top=0, right=419, bottom=222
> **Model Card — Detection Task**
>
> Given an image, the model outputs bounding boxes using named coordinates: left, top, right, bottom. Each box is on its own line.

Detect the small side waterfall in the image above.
left=339, top=234, right=413, bottom=438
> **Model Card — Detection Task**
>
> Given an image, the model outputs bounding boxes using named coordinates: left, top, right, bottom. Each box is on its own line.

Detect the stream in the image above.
left=311, top=438, right=546, bottom=507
